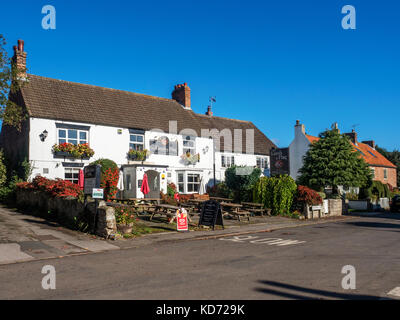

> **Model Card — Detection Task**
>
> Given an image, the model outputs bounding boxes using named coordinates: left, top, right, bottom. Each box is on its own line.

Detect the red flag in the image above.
left=141, top=173, right=150, bottom=196
left=78, top=169, right=84, bottom=190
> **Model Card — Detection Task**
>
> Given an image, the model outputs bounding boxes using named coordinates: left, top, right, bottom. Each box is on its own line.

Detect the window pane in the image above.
left=69, top=139, right=78, bottom=145
left=68, top=130, right=77, bottom=139
left=80, top=131, right=87, bottom=141
left=130, top=135, right=137, bottom=142
left=59, top=139, right=66, bottom=144
left=137, top=135, right=144, bottom=143
left=178, top=173, right=184, bottom=183
left=59, top=130, right=66, bottom=138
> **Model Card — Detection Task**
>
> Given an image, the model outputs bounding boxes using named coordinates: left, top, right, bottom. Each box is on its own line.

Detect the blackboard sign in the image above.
left=83, top=165, right=102, bottom=195
left=198, top=200, right=224, bottom=230
left=270, top=147, right=290, bottom=176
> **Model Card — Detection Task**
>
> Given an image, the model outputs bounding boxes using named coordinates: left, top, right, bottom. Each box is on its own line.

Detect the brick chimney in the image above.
left=172, top=83, right=191, bottom=109
left=344, top=129, right=358, bottom=145
left=12, top=40, right=27, bottom=80
left=362, top=140, right=375, bottom=149
left=205, top=105, right=213, bottom=116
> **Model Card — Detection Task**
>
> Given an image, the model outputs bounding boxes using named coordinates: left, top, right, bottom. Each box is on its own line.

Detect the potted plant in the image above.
left=114, top=206, right=136, bottom=234
left=127, top=149, right=149, bottom=161
left=52, top=143, right=95, bottom=159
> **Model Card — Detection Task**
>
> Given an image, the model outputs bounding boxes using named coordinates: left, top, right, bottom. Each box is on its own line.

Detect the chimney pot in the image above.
left=18, top=40, right=24, bottom=52
left=172, top=82, right=191, bottom=109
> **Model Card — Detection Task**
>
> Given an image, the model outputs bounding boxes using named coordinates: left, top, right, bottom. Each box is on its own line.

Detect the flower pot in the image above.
left=117, top=223, right=133, bottom=234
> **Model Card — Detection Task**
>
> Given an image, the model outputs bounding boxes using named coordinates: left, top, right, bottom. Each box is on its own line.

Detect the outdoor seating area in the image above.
left=109, top=194, right=275, bottom=226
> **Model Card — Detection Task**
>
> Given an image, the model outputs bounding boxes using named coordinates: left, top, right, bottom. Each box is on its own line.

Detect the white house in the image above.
left=289, top=120, right=397, bottom=189
left=0, top=40, right=276, bottom=198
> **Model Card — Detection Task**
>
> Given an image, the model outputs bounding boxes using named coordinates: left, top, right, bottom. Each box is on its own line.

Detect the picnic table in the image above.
left=150, top=204, right=193, bottom=223
left=210, top=197, right=234, bottom=203
left=241, top=202, right=271, bottom=216
left=220, top=202, right=251, bottom=222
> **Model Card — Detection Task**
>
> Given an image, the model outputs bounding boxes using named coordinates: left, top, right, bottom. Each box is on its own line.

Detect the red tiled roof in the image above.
left=305, top=134, right=396, bottom=168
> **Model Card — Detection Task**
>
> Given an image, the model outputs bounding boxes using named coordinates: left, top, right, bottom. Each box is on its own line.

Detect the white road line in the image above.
left=387, top=287, right=400, bottom=297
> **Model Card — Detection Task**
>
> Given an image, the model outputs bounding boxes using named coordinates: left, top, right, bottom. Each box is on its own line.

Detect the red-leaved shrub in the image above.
left=295, top=185, right=323, bottom=206
left=17, top=176, right=83, bottom=199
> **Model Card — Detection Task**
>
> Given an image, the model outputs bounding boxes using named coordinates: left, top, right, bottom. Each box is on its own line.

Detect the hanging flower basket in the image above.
left=52, top=143, right=95, bottom=159
left=181, top=152, right=200, bottom=165
left=127, top=149, right=150, bottom=161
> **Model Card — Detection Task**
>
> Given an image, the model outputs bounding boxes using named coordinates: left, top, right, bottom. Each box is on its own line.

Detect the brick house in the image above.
left=289, top=121, right=397, bottom=188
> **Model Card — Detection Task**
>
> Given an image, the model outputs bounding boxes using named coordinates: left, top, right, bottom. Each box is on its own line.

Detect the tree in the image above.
left=376, top=145, right=400, bottom=188
left=0, top=34, right=27, bottom=130
left=297, top=129, right=372, bottom=195
left=225, top=166, right=261, bottom=202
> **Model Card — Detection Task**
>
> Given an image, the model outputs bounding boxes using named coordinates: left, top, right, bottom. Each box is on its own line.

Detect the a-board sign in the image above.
left=84, top=165, right=101, bottom=195
left=92, top=188, right=104, bottom=199
left=270, top=147, right=290, bottom=176
left=176, top=208, right=189, bottom=232
left=198, top=200, right=224, bottom=230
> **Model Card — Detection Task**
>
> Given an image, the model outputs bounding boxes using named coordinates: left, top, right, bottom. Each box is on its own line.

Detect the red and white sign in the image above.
left=176, top=208, right=189, bottom=232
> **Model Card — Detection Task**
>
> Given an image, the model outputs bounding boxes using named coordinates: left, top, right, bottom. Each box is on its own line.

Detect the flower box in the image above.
left=53, top=151, right=91, bottom=160
left=52, top=143, right=95, bottom=159
left=127, top=149, right=149, bottom=161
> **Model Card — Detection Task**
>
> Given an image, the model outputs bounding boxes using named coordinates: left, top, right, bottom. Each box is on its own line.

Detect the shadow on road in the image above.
left=254, top=280, right=387, bottom=300
left=345, top=221, right=400, bottom=230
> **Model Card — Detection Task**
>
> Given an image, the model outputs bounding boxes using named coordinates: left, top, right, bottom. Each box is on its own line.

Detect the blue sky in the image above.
left=1, top=0, right=399, bottom=150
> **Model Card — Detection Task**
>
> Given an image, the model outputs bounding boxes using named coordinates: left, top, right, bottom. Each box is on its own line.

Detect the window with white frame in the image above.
left=384, top=168, right=388, bottom=180
left=187, top=173, right=200, bottom=193
left=64, top=168, right=80, bottom=184
left=176, top=172, right=201, bottom=193
left=256, top=157, right=268, bottom=169
left=130, top=134, right=144, bottom=151
left=183, top=136, right=196, bottom=155
left=177, top=173, right=185, bottom=193
left=58, top=128, right=88, bottom=145
left=221, top=155, right=235, bottom=168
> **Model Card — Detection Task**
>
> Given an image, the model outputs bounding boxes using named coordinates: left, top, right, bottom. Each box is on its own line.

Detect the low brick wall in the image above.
left=16, top=190, right=116, bottom=238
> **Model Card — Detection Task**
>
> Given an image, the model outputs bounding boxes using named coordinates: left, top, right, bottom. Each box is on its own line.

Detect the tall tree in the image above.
left=297, top=128, right=372, bottom=195
left=0, top=34, right=27, bottom=130
left=376, top=145, right=400, bottom=187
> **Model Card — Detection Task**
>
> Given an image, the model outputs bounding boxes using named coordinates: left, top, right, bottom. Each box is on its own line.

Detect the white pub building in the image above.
left=1, top=40, right=276, bottom=199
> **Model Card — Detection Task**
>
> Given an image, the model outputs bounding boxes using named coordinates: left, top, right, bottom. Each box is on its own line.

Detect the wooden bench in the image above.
left=241, top=202, right=271, bottom=216
left=230, top=210, right=251, bottom=222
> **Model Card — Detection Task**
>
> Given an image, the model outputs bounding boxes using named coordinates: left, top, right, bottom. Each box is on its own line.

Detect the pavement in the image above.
left=0, top=205, right=119, bottom=265
left=0, top=204, right=351, bottom=265
left=0, top=211, right=400, bottom=300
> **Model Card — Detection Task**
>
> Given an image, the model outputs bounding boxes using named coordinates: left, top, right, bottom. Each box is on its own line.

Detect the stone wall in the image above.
left=16, top=190, right=116, bottom=238
left=328, top=199, right=343, bottom=216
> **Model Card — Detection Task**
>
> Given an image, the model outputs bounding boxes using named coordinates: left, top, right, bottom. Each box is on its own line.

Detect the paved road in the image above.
left=1, top=213, right=400, bottom=300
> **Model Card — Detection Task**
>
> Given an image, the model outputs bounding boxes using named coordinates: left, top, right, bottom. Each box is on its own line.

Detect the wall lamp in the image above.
left=40, top=130, right=48, bottom=142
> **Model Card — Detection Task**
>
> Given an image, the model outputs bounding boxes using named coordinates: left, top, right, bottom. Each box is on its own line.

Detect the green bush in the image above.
left=253, top=175, right=297, bottom=215
left=359, top=180, right=392, bottom=201
left=225, top=166, right=261, bottom=203
left=207, top=182, right=232, bottom=199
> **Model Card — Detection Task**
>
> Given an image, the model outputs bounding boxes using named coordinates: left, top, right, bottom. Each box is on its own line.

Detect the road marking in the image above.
left=387, top=287, right=400, bottom=297
left=220, top=235, right=306, bottom=247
